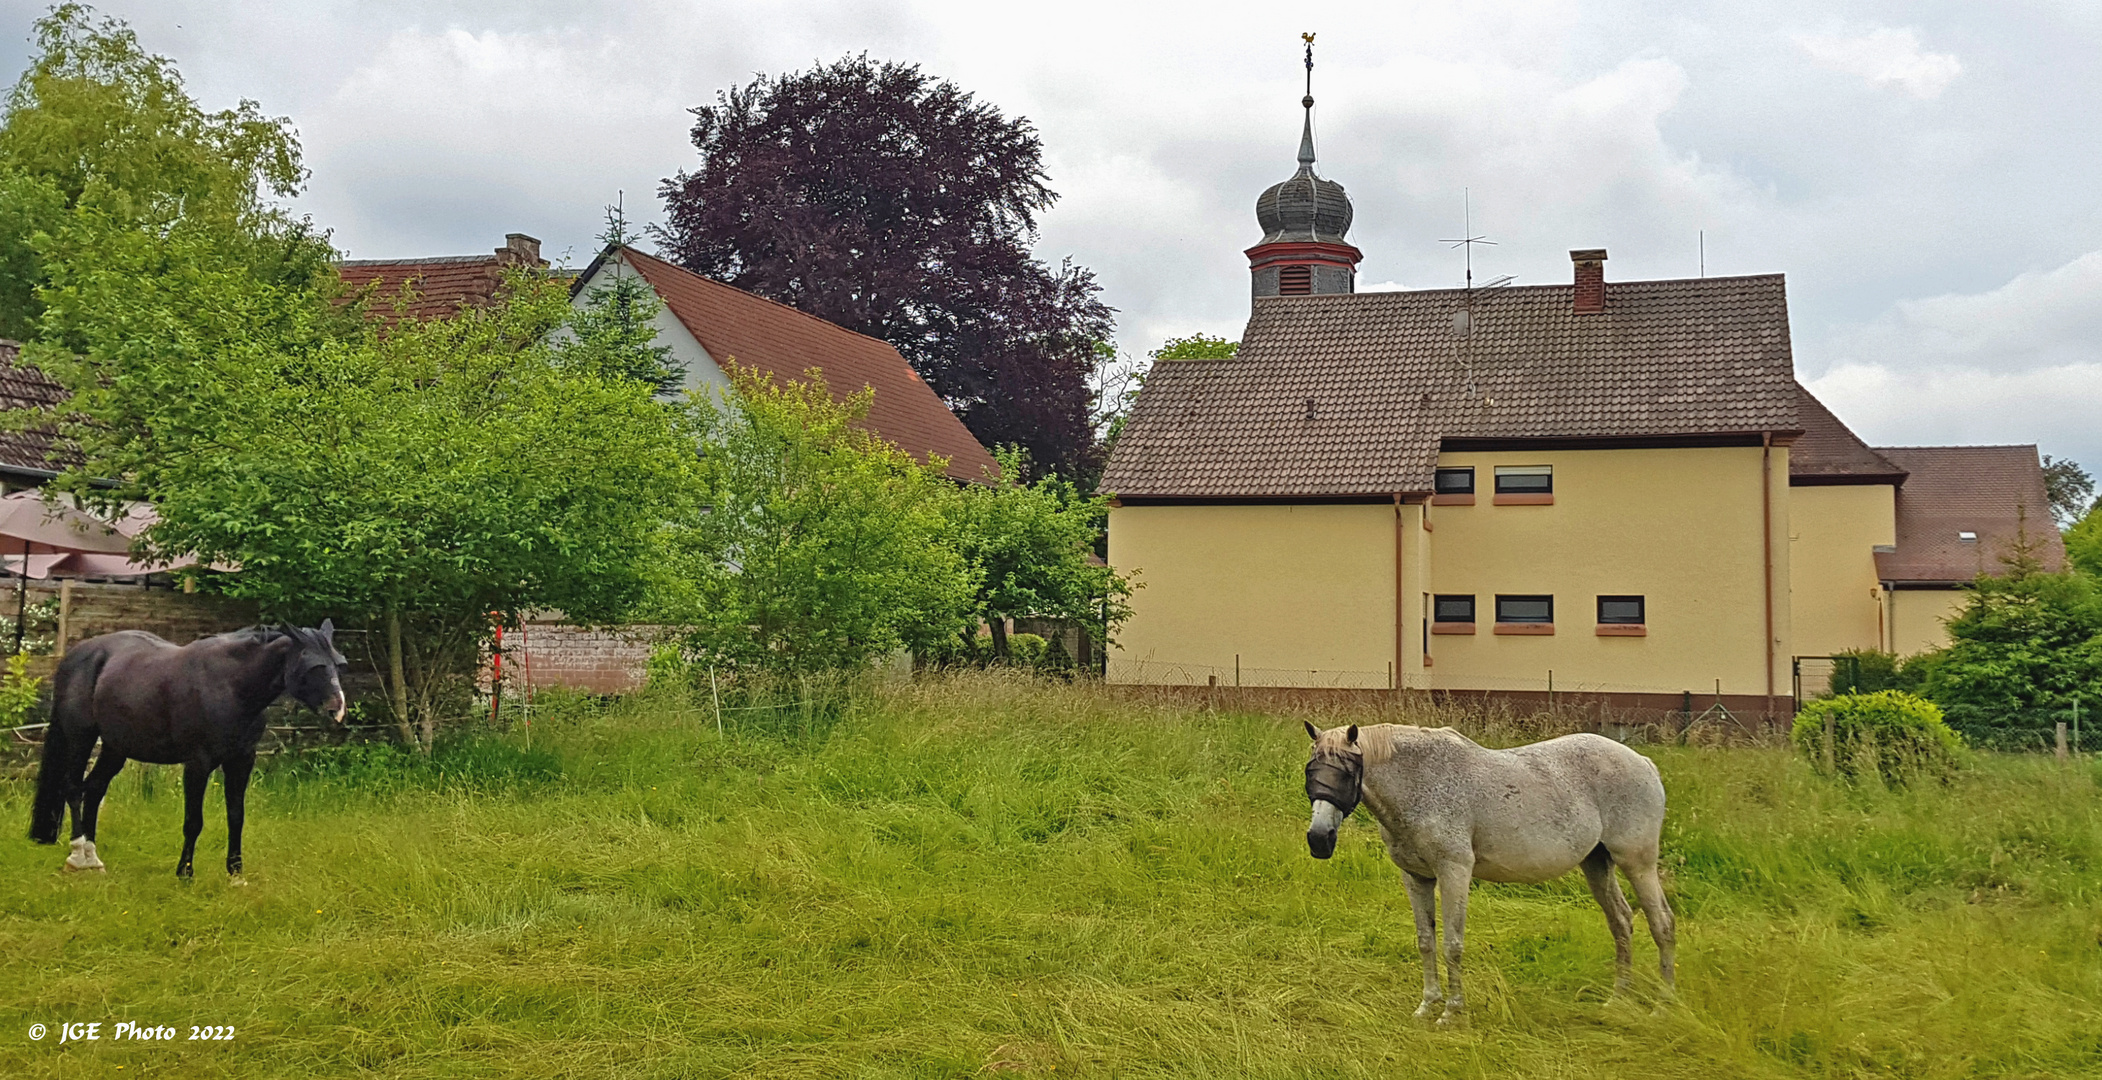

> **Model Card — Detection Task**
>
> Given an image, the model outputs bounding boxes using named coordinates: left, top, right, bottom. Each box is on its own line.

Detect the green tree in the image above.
left=1915, top=524, right=2102, bottom=748
left=1151, top=333, right=1239, bottom=361
left=2068, top=503, right=2102, bottom=578
left=949, top=447, right=1131, bottom=660
left=656, top=365, right=976, bottom=676
left=2042, top=455, right=2095, bottom=529
left=28, top=242, right=698, bottom=748
left=0, top=4, right=330, bottom=342
left=563, top=203, right=681, bottom=392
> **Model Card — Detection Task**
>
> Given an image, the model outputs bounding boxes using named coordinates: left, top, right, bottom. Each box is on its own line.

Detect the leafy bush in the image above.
left=0, top=652, right=42, bottom=729
left=1792, top=691, right=1964, bottom=786
left=1007, top=633, right=1047, bottom=666
left=1824, top=649, right=1919, bottom=696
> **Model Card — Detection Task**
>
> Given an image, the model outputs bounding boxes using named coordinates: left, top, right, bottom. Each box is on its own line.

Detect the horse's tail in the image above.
left=29, top=647, right=107, bottom=844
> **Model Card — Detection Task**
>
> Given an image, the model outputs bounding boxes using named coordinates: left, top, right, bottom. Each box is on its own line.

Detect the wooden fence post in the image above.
left=2057, top=721, right=2069, bottom=762
left=55, top=579, right=71, bottom=659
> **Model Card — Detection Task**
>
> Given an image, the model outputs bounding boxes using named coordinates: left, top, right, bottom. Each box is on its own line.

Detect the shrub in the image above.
left=0, top=652, right=41, bottom=729
left=1007, top=633, right=1047, bottom=666
left=1824, top=649, right=1916, bottom=695
left=1792, top=691, right=1964, bottom=786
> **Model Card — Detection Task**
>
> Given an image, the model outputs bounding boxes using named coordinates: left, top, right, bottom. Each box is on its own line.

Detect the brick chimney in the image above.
left=496, top=233, right=544, bottom=267
left=1571, top=248, right=1607, bottom=314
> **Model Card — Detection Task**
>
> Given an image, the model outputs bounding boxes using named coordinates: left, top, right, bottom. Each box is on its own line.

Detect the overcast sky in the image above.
left=5, top=0, right=2098, bottom=472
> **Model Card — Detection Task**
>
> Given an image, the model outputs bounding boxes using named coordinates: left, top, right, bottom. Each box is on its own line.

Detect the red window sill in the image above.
left=1596, top=624, right=1647, bottom=636
left=1494, top=623, right=1555, bottom=635
left=1492, top=493, right=1555, bottom=505
left=1431, top=493, right=1475, bottom=506
left=1431, top=622, right=1476, bottom=635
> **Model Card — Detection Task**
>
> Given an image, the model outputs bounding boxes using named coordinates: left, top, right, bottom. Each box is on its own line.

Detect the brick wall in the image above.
left=495, top=618, right=655, bottom=695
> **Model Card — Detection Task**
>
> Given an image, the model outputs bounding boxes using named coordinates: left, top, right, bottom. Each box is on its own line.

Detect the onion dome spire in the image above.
left=1254, top=34, right=1354, bottom=247
left=1246, top=33, right=1362, bottom=302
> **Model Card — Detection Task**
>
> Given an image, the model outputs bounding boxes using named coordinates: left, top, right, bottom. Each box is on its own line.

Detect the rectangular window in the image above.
left=1495, top=595, right=1554, bottom=623
left=1493, top=465, right=1553, bottom=494
left=1433, top=595, right=1475, bottom=622
left=1434, top=468, right=1475, bottom=495
left=1597, top=595, right=1645, bottom=624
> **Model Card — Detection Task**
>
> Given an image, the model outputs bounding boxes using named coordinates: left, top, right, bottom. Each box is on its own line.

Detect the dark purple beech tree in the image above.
left=656, top=55, right=1115, bottom=480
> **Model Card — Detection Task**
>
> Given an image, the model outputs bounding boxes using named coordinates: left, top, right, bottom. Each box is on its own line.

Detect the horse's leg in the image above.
left=1622, top=856, right=1677, bottom=993
left=1435, top=861, right=1472, bottom=1026
left=1404, top=872, right=1442, bottom=1019
left=222, top=754, right=255, bottom=878
left=68, top=751, right=125, bottom=872
left=176, top=760, right=213, bottom=881
left=1581, top=844, right=1635, bottom=994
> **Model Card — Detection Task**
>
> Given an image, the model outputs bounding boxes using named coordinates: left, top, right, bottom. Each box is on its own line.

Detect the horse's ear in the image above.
left=1303, top=719, right=1320, bottom=742
left=319, top=618, right=334, bottom=640
left=1346, top=725, right=1359, bottom=745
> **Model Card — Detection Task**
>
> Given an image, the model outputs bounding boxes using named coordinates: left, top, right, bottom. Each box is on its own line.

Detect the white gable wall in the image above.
left=569, top=249, right=730, bottom=400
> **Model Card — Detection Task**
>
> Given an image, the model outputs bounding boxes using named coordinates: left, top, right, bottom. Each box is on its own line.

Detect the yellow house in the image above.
left=1099, top=87, right=2063, bottom=721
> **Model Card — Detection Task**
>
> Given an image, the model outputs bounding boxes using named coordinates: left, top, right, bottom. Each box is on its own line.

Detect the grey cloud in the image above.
left=0, top=0, right=2094, bottom=470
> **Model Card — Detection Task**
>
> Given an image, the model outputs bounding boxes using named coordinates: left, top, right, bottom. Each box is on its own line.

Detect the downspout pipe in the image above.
left=1393, top=493, right=1405, bottom=695
left=1762, top=432, right=1776, bottom=718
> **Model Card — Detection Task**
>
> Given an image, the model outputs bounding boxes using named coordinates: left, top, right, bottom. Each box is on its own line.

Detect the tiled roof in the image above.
left=1875, top=445, right=2064, bottom=584
left=1789, top=384, right=1905, bottom=484
left=0, top=341, right=77, bottom=476
left=1101, top=275, right=1800, bottom=498
left=610, top=248, right=999, bottom=483
left=337, top=255, right=509, bottom=323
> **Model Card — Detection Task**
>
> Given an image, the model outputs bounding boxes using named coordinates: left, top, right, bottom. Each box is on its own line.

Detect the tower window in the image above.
left=1279, top=265, right=1312, bottom=295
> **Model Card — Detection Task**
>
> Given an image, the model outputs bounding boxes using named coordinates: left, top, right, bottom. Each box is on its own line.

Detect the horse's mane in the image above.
left=221, top=625, right=304, bottom=648
left=1355, top=723, right=1479, bottom=766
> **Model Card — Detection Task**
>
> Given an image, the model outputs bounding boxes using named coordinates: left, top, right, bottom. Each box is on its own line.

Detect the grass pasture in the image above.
left=1, top=676, right=2099, bottom=1078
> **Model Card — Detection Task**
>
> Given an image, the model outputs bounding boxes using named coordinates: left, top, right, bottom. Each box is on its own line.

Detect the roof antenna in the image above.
left=1440, top=190, right=1496, bottom=398
left=1699, top=229, right=1706, bottom=278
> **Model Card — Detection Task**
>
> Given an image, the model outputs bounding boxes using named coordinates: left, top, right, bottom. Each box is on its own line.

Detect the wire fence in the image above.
left=1107, top=658, right=1769, bottom=699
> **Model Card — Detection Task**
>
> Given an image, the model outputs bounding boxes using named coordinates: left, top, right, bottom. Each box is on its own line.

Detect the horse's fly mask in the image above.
left=1303, top=722, right=1362, bottom=860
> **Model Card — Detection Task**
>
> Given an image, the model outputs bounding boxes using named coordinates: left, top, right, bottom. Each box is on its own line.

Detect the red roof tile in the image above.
left=1874, top=445, right=2065, bottom=584
left=1102, top=275, right=1800, bottom=498
left=337, top=255, right=509, bottom=323
left=0, top=341, right=77, bottom=476
left=610, top=248, right=998, bottom=483
left=1789, top=384, right=1906, bottom=484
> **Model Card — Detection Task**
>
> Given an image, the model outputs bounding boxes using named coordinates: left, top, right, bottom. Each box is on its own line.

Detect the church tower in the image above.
left=1247, top=36, right=1361, bottom=301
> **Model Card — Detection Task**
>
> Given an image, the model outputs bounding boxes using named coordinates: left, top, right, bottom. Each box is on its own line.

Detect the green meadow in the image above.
left=1, top=676, right=2098, bottom=1078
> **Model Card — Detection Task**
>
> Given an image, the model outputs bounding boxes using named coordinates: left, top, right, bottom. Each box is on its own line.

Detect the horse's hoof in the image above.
left=1411, top=1000, right=1441, bottom=1021
left=64, top=840, right=105, bottom=872
left=227, top=875, right=249, bottom=888
left=61, top=860, right=106, bottom=874
left=1435, top=1009, right=1468, bottom=1030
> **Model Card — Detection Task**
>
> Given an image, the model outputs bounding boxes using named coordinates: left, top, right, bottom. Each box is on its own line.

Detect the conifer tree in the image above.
left=564, top=203, right=682, bottom=393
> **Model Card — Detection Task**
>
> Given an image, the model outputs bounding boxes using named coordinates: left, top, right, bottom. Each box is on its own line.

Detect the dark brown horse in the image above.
left=29, top=623, right=348, bottom=878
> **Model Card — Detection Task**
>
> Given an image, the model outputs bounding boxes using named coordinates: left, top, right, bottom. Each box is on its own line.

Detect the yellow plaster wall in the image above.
left=1888, top=589, right=1965, bottom=656
left=1107, top=503, right=1396, bottom=687
left=1423, top=446, right=1790, bottom=697
left=1788, top=484, right=1896, bottom=658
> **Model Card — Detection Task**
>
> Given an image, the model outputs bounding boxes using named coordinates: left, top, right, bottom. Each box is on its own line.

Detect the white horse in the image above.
left=1303, top=722, right=1675, bottom=1025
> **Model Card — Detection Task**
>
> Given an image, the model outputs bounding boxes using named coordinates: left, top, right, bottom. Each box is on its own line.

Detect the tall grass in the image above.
left=0, top=673, right=2097, bottom=1078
